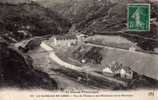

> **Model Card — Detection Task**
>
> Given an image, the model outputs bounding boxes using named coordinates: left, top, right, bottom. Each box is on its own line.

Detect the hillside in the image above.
left=0, top=1, right=72, bottom=90
left=0, top=41, right=57, bottom=89
left=38, top=0, right=158, bottom=51
left=72, top=44, right=158, bottom=88
left=0, top=2, right=71, bottom=43
left=43, top=0, right=157, bottom=32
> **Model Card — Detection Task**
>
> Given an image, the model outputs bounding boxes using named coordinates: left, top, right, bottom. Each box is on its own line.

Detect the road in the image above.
left=85, top=42, right=158, bottom=80
left=29, top=44, right=90, bottom=90
left=40, top=42, right=82, bottom=71
left=40, top=42, right=127, bottom=89
left=86, top=42, right=149, bottom=55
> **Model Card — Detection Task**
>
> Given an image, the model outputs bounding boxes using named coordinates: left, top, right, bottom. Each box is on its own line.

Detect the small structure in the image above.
left=129, top=46, right=136, bottom=52
left=102, top=67, right=114, bottom=77
left=50, top=35, right=78, bottom=47
left=129, top=43, right=137, bottom=52
left=102, top=62, right=133, bottom=79
left=15, top=37, right=42, bottom=53
left=76, top=34, right=88, bottom=41
left=49, top=34, right=87, bottom=47
left=120, top=67, right=133, bottom=79
left=129, top=45, right=137, bottom=52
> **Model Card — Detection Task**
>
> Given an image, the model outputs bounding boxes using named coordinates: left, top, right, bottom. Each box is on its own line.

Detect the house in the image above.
left=49, top=35, right=78, bottom=47
left=49, top=34, right=87, bottom=47
left=76, top=34, right=88, bottom=41
left=129, top=46, right=136, bottom=52
left=102, top=67, right=114, bottom=77
left=120, top=67, right=133, bottom=79
left=102, top=62, right=133, bottom=79
left=15, top=37, right=42, bottom=53
left=129, top=43, right=137, bottom=52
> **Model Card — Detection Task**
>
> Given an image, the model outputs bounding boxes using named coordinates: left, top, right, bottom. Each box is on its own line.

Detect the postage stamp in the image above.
left=127, top=4, right=150, bottom=31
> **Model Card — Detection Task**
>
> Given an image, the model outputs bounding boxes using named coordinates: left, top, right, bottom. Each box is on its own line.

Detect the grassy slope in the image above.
left=0, top=2, right=71, bottom=42
left=0, top=1, right=73, bottom=90
left=47, top=0, right=158, bottom=51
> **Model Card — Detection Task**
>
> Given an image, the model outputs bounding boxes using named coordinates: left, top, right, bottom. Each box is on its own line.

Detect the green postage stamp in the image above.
left=127, top=4, right=150, bottom=31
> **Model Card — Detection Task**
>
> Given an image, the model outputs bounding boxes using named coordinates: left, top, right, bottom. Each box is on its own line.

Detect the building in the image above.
left=49, top=34, right=87, bottom=47
left=102, top=62, right=133, bottom=79
left=102, top=67, right=114, bottom=77
left=129, top=43, right=137, bottom=52
left=120, top=67, right=133, bottom=79
left=49, top=35, right=78, bottom=47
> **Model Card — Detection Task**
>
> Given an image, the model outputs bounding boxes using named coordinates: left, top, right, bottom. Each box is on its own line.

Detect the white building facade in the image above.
left=49, top=34, right=87, bottom=47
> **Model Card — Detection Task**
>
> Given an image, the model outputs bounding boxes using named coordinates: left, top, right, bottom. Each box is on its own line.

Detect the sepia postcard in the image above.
left=0, top=0, right=158, bottom=100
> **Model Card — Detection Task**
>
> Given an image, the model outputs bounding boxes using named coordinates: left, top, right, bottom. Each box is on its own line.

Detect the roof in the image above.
left=101, top=47, right=158, bottom=80
left=107, top=62, right=132, bottom=73
left=55, top=35, right=77, bottom=40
